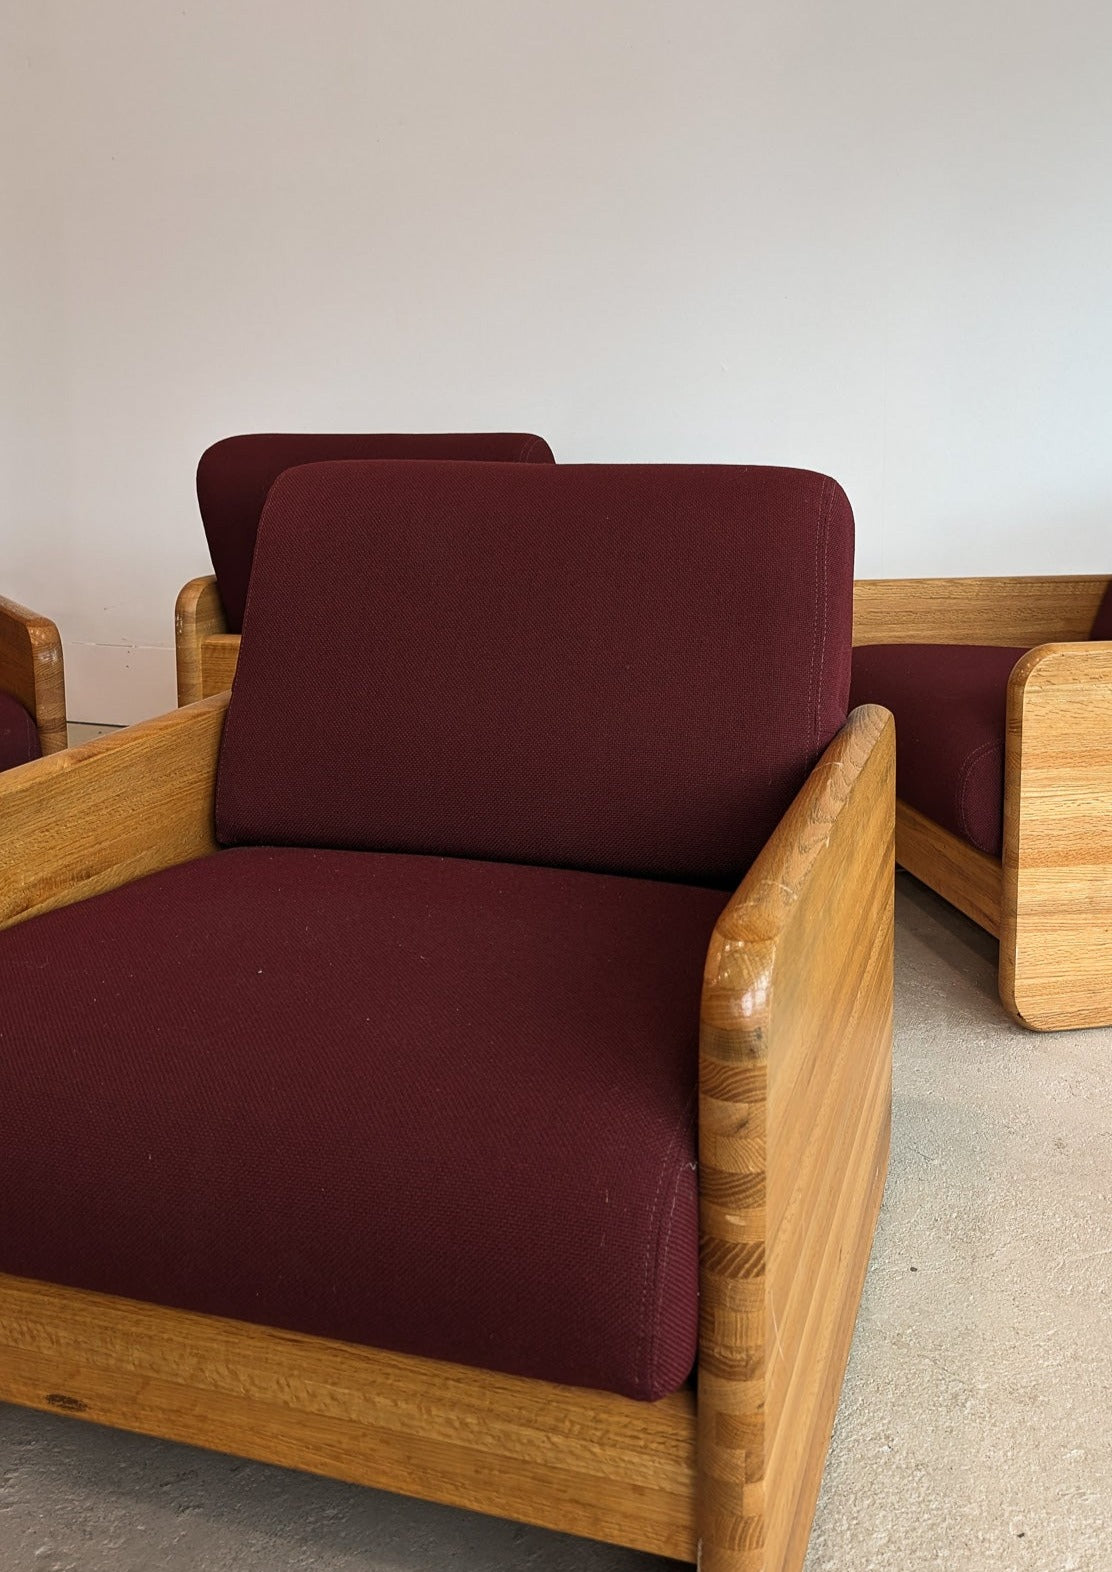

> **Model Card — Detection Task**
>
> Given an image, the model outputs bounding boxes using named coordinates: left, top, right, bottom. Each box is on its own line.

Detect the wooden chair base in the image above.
left=895, top=802, right=1002, bottom=937
left=0, top=1272, right=697, bottom=1559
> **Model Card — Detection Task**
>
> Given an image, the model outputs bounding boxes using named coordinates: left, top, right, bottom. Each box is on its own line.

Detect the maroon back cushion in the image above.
left=1091, top=581, right=1112, bottom=640
left=0, top=689, right=42, bottom=772
left=197, top=432, right=555, bottom=631
left=215, top=461, right=855, bottom=887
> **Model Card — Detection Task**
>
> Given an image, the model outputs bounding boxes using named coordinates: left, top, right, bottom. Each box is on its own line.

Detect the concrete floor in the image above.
left=3, top=873, right=1111, bottom=1571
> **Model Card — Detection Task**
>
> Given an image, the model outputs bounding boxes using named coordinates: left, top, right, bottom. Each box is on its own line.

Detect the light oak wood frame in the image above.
left=175, top=575, right=233, bottom=705
left=0, top=700, right=894, bottom=1572
left=854, top=574, right=1112, bottom=1030
left=0, top=593, right=67, bottom=756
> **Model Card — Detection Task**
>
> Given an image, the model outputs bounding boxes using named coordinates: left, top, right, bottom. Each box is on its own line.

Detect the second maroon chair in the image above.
left=175, top=430, right=555, bottom=702
left=851, top=571, right=1112, bottom=1028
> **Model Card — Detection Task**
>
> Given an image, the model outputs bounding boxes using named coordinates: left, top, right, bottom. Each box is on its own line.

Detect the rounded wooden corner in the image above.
left=175, top=577, right=226, bottom=706
left=174, top=574, right=220, bottom=626
left=998, top=946, right=1112, bottom=1033
left=996, top=969, right=1051, bottom=1033
left=1006, top=640, right=1070, bottom=693
left=999, top=988, right=1102, bottom=1034
left=26, top=620, right=67, bottom=753
left=1006, top=638, right=1112, bottom=701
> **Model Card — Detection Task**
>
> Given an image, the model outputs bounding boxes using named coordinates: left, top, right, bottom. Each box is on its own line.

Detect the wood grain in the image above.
left=201, top=633, right=241, bottom=697
left=0, top=593, right=67, bottom=754
left=1000, top=641, right=1112, bottom=1030
left=698, top=704, right=894, bottom=1572
left=175, top=575, right=228, bottom=704
left=853, top=575, right=1108, bottom=648
left=0, top=693, right=226, bottom=932
left=895, top=800, right=1003, bottom=936
left=0, top=1273, right=697, bottom=1560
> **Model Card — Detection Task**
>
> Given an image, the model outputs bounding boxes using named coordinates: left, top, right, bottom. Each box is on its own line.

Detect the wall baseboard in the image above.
left=65, top=642, right=177, bottom=727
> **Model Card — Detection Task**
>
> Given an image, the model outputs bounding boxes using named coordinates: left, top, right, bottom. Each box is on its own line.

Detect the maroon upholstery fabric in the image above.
left=216, top=461, right=855, bottom=887
left=0, top=847, right=725, bottom=1400
left=1090, top=582, right=1112, bottom=640
left=197, top=432, right=556, bottom=631
left=850, top=644, right=1026, bottom=857
left=0, top=690, right=41, bottom=772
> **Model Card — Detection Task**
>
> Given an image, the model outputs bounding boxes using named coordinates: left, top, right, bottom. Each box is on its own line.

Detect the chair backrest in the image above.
left=0, top=690, right=42, bottom=772
left=215, top=461, right=854, bottom=887
left=197, top=432, right=555, bottom=631
left=1091, top=583, right=1112, bottom=640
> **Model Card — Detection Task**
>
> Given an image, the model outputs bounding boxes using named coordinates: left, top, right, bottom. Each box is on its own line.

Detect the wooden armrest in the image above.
left=698, top=703, right=894, bottom=1571
left=201, top=633, right=241, bottom=698
left=0, top=594, right=67, bottom=755
left=175, top=576, right=228, bottom=705
left=1000, top=641, right=1112, bottom=1030
left=853, top=574, right=1109, bottom=648
left=0, top=693, right=227, bottom=933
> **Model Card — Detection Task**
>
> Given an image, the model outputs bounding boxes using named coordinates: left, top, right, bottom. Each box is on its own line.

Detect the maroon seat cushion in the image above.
left=216, top=461, right=855, bottom=887
left=0, top=690, right=41, bottom=772
left=0, top=846, right=725, bottom=1400
left=850, top=644, right=1026, bottom=857
left=198, top=432, right=556, bottom=631
left=1090, top=582, right=1112, bottom=640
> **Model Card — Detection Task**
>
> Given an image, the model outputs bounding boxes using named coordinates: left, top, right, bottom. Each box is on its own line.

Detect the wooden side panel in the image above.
left=201, top=633, right=241, bottom=697
left=853, top=575, right=1108, bottom=648
left=698, top=706, right=894, bottom=1572
left=175, top=576, right=228, bottom=705
left=0, top=1273, right=696, bottom=1561
left=0, top=694, right=226, bottom=931
left=1000, top=642, right=1112, bottom=1030
left=895, top=800, right=1003, bottom=936
left=0, top=593, right=67, bottom=754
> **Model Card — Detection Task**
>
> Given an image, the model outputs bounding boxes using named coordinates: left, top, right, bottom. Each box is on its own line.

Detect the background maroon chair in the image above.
left=0, top=593, right=66, bottom=769
left=852, top=572, right=1112, bottom=1029
left=175, top=430, right=555, bottom=702
left=1, top=460, right=893, bottom=1572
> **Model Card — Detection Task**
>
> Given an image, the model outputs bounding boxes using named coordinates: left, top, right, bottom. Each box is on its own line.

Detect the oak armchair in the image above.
left=0, top=593, right=66, bottom=769
left=852, top=573, right=1112, bottom=1030
left=175, top=430, right=556, bottom=704
left=2, top=460, right=893, bottom=1572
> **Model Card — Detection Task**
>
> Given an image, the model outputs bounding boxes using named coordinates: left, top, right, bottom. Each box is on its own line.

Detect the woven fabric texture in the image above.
left=197, top=432, right=555, bottom=631
left=850, top=643, right=1026, bottom=857
left=0, top=846, right=724, bottom=1400
left=216, top=460, right=855, bottom=886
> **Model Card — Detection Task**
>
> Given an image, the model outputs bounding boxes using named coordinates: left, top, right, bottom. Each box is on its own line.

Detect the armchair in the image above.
left=1, top=461, right=893, bottom=1572
left=0, top=593, right=66, bottom=769
left=852, top=573, right=1112, bottom=1030
left=175, top=430, right=556, bottom=704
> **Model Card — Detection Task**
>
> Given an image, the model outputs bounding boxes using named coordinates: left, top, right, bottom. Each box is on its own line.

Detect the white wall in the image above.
left=4, top=0, right=1112, bottom=722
